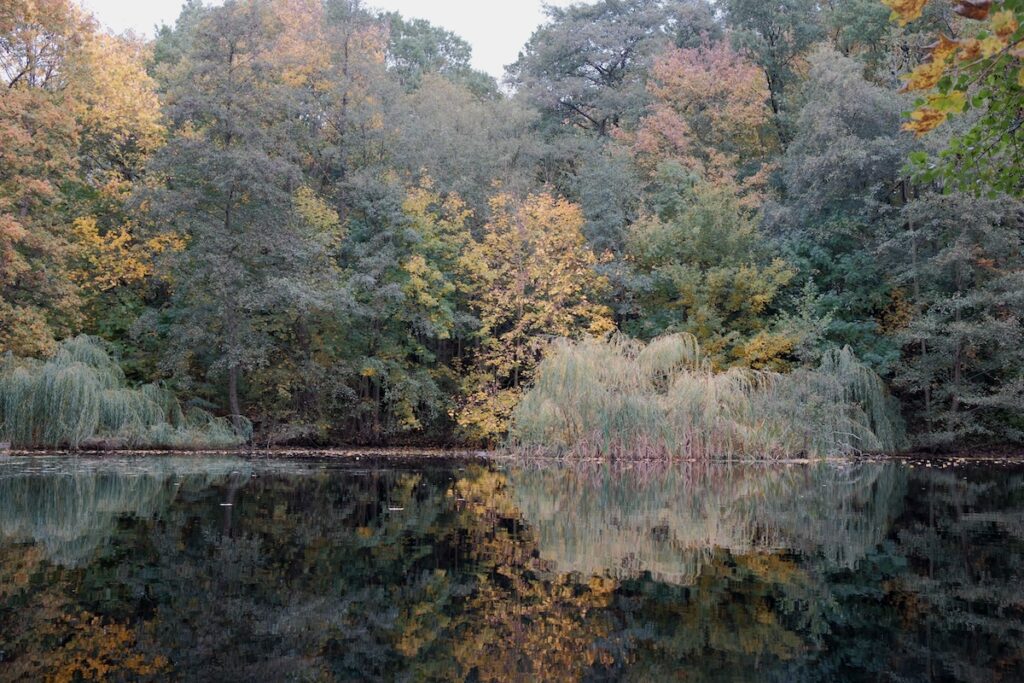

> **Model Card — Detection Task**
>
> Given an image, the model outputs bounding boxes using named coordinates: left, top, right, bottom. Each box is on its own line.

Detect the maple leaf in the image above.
left=883, top=0, right=929, bottom=26
left=903, top=107, right=946, bottom=136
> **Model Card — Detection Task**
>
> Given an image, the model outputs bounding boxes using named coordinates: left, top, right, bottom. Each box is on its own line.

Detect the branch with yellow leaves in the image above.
left=883, top=0, right=1023, bottom=135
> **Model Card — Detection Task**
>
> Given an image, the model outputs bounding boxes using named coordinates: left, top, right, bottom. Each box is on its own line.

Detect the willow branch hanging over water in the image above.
left=510, top=334, right=906, bottom=459
left=0, top=336, right=250, bottom=450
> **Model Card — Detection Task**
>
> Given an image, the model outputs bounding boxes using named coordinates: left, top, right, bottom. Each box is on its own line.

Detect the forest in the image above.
left=1, top=0, right=1023, bottom=454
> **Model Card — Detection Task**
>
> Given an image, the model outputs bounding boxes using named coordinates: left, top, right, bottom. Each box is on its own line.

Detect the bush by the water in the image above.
left=0, top=336, right=250, bottom=450
left=511, top=335, right=905, bottom=459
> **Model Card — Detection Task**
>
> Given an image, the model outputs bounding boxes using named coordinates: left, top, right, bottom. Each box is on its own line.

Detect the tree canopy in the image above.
left=1, top=0, right=1022, bottom=449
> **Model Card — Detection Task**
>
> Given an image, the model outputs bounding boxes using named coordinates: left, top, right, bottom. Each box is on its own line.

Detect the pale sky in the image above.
left=79, top=0, right=576, bottom=79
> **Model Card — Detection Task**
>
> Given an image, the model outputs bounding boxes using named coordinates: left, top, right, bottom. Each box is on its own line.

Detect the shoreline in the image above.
left=3, top=446, right=1024, bottom=464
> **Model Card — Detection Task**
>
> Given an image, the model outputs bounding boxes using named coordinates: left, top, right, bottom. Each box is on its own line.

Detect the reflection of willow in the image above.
left=509, top=461, right=906, bottom=583
left=0, top=457, right=249, bottom=566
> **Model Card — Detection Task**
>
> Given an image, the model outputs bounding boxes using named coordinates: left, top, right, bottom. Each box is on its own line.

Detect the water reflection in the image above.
left=0, top=455, right=1021, bottom=682
left=0, top=457, right=251, bottom=566
left=510, top=461, right=906, bottom=583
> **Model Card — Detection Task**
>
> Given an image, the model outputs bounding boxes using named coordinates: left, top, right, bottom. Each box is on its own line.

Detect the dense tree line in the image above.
left=1, top=0, right=1022, bottom=448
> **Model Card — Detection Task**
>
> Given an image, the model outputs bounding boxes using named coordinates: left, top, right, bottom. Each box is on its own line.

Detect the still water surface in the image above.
left=0, top=455, right=1022, bottom=681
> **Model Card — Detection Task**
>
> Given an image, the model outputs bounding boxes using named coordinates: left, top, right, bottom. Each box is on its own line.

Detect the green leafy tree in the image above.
left=508, top=0, right=674, bottom=136
left=382, top=12, right=497, bottom=97
left=626, top=180, right=797, bottom=368
left=886, top=193, right=1024, bottom=445
left=770, top=48, right=912, bottom=371
left=722, top=0, right=824, bottom=142
left=144, top=0, right=333, bottom=426
left=389, top=73, right=539, bottom=217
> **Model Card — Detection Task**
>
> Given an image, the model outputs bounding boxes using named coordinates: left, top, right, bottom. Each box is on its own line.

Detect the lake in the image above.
left=1, top=455, right=1022, bottom=681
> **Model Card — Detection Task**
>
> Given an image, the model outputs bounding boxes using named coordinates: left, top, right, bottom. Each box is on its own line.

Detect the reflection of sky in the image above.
left=510, top=462, right=908, bottom=585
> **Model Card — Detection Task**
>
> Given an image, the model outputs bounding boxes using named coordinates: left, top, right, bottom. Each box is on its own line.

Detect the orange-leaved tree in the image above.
left=628, top=40, right=778, bottom=197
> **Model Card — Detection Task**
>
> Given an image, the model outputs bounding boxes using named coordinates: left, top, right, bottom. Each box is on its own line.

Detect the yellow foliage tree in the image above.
left=69, top=32, right=165, bottom=201
left=401, top=180, right=474, bottom=341
left=458, top=192, right=615, bottom=443
left=70, top=216, right=186, bottom=293
left=0, top=0, right=92, bottom=355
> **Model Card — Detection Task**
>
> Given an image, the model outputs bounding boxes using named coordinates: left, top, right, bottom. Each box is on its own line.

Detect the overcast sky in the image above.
left=79, top=0, right=575, bottom=79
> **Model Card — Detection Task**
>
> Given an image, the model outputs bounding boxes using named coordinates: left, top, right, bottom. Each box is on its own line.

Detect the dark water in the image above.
left=1, top=455, right=1023, bottom=682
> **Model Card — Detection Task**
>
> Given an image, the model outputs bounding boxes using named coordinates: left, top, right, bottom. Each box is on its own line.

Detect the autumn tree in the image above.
left=630, top=40, right=776, bottom=191
left=885, top=0, right=1024, bottom=195
left=459, top=193, right=615, bottom=442
left=0, top=0, right=93, bottom=355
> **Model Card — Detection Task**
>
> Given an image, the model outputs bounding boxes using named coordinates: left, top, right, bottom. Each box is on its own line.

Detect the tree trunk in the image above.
left=228, top=364, right=242, bottom=430
left=903, top=181, right=931, bottom=422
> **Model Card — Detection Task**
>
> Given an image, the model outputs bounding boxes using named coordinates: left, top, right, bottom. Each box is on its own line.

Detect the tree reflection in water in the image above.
left=0, top=456, right=1022, bottom=681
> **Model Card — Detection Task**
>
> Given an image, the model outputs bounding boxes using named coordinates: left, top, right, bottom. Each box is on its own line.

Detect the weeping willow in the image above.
left=0, top=336, right=250, bottom=449
left=510, top=334, right=906, bottom=459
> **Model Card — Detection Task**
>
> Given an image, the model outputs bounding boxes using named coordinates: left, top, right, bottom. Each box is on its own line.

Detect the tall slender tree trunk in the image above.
left=903, top=181, right=931, bottom=423
left=228, top=363, right=242, bottom=428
